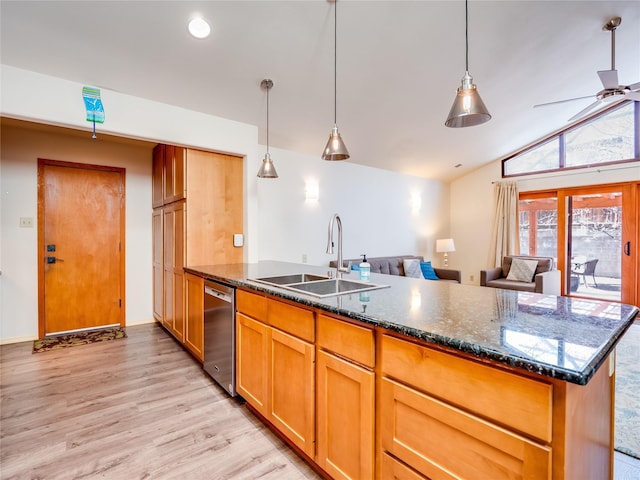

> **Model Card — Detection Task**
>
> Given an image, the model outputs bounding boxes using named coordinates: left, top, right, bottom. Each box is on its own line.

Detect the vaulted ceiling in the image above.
left=1, top=1, right=639, bottom=182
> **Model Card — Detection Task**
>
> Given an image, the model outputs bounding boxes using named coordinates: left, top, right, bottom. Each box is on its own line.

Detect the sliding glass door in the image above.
left=567, top=191, right=622, bottom=302
left=519, top=182, right=638, bottom=306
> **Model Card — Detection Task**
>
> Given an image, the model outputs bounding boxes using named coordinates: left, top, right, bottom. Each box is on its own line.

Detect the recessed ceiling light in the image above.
left=188, top=17, right=211, bottom=39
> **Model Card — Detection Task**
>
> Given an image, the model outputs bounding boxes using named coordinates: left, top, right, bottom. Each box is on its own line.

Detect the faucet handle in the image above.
left=338, top=260, right=351, bottom=274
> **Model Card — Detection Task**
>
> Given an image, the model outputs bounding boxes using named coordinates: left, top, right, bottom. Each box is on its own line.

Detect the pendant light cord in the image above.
left=465, top=0, right=469, bottom=72
left=266, top=85, right=270, bottom=154
left=333, top=0, right=338, bottom=125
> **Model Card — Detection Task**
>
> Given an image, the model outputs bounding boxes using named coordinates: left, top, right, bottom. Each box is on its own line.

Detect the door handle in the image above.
left=624, top=241, right=630, bottom=256
left=46, top=256, right=64, bottom=264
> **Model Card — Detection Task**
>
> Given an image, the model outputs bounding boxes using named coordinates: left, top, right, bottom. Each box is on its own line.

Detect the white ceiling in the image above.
left=1, top=1, right=639, bottom=182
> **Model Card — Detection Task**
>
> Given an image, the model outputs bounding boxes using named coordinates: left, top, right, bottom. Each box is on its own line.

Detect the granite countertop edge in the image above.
left=186, top=265, right=639, bottom=386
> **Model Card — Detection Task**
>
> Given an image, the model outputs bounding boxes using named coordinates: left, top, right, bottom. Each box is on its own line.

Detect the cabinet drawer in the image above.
left=381, top=453, right=428, bottom=480
left=317, top=315, right=374, bottom=368
left=381, top=334, right=553, bottom=442
left=381, top=378, right=552, bottom=480
left=268, top=298, right=314, bottom=342
left=236, top=289, right=268, bottom=320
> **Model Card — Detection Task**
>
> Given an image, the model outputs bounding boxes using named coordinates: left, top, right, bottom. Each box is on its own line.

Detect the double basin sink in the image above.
left=251, top=273, right=389, bottom=298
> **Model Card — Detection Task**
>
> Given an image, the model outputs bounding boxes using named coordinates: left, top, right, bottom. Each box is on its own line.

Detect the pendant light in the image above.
left=322, top=0, right=350, bottom=161
left=257, top=79, right=278, bottom=178
left=445, top=0, right=491, bottom=128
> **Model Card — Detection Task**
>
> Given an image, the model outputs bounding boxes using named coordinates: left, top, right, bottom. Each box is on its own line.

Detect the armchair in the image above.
left=480, top=255, right=561, bottom=295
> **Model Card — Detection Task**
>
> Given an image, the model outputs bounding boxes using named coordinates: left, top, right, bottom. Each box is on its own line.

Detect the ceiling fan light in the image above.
left=257, top=152, right=278, bottom=178
left=322, top=125, right=350, bottom=161
left=445, top=72, right=491, bottom=128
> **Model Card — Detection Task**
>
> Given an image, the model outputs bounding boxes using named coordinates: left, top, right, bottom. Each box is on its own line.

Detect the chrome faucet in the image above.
left=326, top=213, right=350, bottom=279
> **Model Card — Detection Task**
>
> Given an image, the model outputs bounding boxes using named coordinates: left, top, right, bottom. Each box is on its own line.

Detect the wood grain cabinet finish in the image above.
left=379, top=333, right=615, bottom=480
left=316, top=315, right=375, bottom=480
left=236, top=291, right=315, bottom=458
left=152, top=144, right=243, bottom=359
left=184, top=272, right=204, bottom=361
left=236, top=311, right=269, bottom=417
left=163, top=201, right=185, bottom=341
left=380, top=377, right=552, bottom=480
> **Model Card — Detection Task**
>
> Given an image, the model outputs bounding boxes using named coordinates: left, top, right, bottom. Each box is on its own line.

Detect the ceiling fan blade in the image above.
left=626, top=91, right=640, bottom=101
left=598, top=70, right=619, bottom=89
left=627, top=81, right=640, bottom=91
left=533, top=95, right=595, bottom=108
left=567, top=100, right=601, bottom=122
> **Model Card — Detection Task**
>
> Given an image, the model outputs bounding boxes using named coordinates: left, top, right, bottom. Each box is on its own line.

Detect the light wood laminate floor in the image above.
left=0, top=323, right=322, bottom=480
left=1, top=322, right=638, bottom=479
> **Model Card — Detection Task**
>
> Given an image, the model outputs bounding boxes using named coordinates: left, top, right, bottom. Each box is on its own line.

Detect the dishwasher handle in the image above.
left=205, top=286, right=232, bottom=303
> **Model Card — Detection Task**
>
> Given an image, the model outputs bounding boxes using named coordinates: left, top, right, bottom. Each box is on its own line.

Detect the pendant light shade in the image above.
left=322, top=0, right=350, bottom=161
left=445, top=0, right=491, bottom=128
left=257, top=79, right=278, bottom=178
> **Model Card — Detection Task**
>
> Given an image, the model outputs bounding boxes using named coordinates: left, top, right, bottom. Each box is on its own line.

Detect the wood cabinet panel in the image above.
left=380, top=453, right=428, bottom=480
left=184, top=273, right=204, bottom=362
left=236, top=289, right=268, bottom=320
left=316, top=350, right=374, bottom=480
left=380, top=377, right=552, bottom=480
left=268, top=298, right=315, bottom=342
left=317, top=314, right=374, bottom=367
left=152, top=208, right=163, bottom=321
left=163, top=145, right=185, bottom=204
left=236, top=313, right=269, bottom=417
left=270, top=328, right=315, bottom=457
left=185, top=150, right=243, bottom=266
left=381, top=334, right=553, bottom=442
left=163, top=202, right=185, bottom=340
left=152, top=145, right=164, bottom=208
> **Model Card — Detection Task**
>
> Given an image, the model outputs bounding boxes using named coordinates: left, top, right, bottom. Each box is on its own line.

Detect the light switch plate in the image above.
left=233, top=234, right=244, bottom=247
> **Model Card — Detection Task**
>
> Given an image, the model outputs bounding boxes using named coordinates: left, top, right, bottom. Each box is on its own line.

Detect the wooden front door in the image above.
left=38, top=159, right=125, bottom=336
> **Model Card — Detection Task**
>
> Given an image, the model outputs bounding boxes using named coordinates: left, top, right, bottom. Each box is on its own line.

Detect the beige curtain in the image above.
left=489, top=181, right=520, bottom=268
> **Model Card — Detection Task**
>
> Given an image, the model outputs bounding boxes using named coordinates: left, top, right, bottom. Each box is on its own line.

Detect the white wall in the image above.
left=256, top=146, right=450, bottom=267
left=451, top=159, right=640, bottom=285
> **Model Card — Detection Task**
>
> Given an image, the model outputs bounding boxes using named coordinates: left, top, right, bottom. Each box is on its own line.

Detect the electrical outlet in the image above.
left=302, top=254, right=308, bottom=264
left=469, top=274, right=475, bottom=282
left=20, top=217, right=34, bottom=228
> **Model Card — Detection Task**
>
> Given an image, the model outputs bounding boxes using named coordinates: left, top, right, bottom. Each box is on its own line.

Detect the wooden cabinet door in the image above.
left=270, top=328, right=315, bottom=457
left=316, top=350, right=374, bottom=480
left=164, top=145, right=186, bottom=204
left=236, top=313, right=270, bottom=417
left=152, top=208, right=163, bottom=322
left=163, top=201, right=185, bottom=341
left=152, top=144, right=164, bottom=208
left=184, top=273, right=204, bottom=362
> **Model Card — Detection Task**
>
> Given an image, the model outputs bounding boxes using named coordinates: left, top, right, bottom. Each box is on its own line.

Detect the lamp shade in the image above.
left=257, top=153, right=278, bottom=178
left=445, top=72, right=491, bottom=128
left=322, top=125, right=350, bottom=161
left=436, top=238, right=456, bottom=253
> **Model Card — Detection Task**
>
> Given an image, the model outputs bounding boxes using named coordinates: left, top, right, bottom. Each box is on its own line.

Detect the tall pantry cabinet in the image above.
left=152, top=144, right=244, bottom=360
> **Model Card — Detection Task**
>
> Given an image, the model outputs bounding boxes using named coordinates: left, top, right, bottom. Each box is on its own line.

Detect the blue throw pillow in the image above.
left=420, top=261, right=440, bottom=281
left=351, top=264, right=360, bottom=271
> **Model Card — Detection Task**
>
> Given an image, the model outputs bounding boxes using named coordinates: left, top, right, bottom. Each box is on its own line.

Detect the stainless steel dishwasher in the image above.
left=203, top=280, right=236, bottom=396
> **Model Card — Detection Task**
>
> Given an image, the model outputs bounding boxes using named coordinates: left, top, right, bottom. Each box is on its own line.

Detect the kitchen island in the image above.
left=185, top=261, right=638, bottom=480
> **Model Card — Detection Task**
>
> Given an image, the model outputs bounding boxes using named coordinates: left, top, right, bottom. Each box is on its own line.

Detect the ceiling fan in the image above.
left=534, top=16, right=640, bottom=122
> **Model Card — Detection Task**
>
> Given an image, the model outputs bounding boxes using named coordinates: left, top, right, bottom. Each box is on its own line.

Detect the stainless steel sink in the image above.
left=251, top=274, right=388, bottom=298
left=253, top=273, right=329, bottom=285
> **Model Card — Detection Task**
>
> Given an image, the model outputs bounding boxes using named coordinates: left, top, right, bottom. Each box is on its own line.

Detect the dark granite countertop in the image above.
left=186, top=261, right=638, bottom=386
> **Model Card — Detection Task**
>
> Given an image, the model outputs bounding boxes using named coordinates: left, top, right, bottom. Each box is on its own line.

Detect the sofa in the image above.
left=480, top=255, right=561, bottom=294
left=329, top=255, right=461, bottom=283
